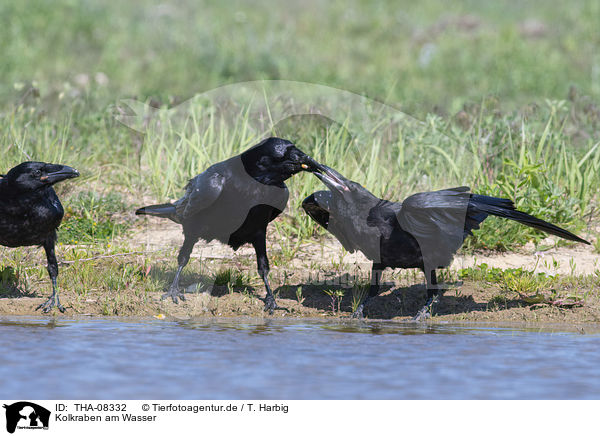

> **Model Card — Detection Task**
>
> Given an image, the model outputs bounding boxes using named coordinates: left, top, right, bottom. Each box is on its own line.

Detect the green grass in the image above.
left=1, top=0, right=599, bottom=255
left=59, top=191, right=128, bottom=244
left=351, top=283, right=370, bottom=314
left=0, top=266, right=26, bottom=297
left=212, top=268, right=250, bottom=287
left=458, top=263, right=556, bottom=290
left=458, top=263, right=591, bottom=309
left=1, top=1, right=599, bottom=111
left=107, top=95, right=598, bottom=251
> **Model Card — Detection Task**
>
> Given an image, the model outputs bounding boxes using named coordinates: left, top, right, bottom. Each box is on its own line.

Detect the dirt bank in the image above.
left=1, top=222, right=599, bottom=323
left=2, top=271, right=599, bottom=324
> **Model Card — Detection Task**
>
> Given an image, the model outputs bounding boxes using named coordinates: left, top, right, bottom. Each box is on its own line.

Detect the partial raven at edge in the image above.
left=0, top=161, right=80, bottom=313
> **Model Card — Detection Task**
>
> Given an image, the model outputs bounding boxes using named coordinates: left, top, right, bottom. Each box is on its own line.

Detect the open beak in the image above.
left=312, top=164, right=350, bottom=192
left=43, top=165, right=80, bottom=184
left=294, top=148, right=349, bottom=192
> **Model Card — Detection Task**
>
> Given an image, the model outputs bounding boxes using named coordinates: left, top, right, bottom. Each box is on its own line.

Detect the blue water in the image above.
left=1, top=317, right=599, bottom=399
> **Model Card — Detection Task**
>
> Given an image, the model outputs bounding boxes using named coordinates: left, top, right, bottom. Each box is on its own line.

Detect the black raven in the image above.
left=136, top=137, right=342, bottom=313
left=302, top=166, right=589, bottom=320
left=0, top=161, right=80, bottom=312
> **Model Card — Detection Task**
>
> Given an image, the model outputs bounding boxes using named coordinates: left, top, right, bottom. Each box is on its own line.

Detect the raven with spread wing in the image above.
left=302, top=166, right=589, bottom=320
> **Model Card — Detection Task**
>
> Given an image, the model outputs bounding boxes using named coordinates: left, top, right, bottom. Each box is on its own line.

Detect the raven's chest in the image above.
left=227, top=203, right=284, bottom=249
left=0, top=193, right=64, bottom=247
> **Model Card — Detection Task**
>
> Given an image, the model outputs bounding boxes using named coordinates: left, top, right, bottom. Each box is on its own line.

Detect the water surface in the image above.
left=2, top=317, right=599, bottom=399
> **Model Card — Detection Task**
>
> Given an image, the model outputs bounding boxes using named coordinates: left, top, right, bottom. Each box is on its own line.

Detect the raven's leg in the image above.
left=252, top=233, right=287, bottom=315
left=36, top=234, right=65, bottom=313
left=163, top=236, right=197, bottom=303
left=413, top=269, right=440, bottom=321
left=351, top=263, right=383, bottom=319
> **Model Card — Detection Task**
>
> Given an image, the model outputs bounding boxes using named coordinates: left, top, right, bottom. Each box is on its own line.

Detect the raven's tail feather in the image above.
left=469, top=194, right=590, bottom=245
left=135, top=203, right=178, bottom=222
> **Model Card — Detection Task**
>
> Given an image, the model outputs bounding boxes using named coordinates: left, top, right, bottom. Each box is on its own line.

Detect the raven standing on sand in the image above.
left=136, top=137, right=342, bottom=313
left=0, top=161, right=80, bottom=312
left=302, top=165, right=590, bottom=320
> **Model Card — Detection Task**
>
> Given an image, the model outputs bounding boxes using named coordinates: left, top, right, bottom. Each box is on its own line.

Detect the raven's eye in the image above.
left=32, top=169, right=42, bottom=178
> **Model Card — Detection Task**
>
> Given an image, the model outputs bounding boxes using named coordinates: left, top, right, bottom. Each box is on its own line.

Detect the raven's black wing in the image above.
left=175, top=170, right=226, bottom=220
left=397, top=187, right=471, bottom=269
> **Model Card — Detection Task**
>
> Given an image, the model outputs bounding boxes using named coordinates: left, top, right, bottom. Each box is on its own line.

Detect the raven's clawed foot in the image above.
left=350, top=304, right=365, bottom=319
left=36, top=294, right=65, bottom=314
left=412, top=306, right=431, bottom=322
left=162, top=286, right=186, bottom=304
left=263, top=295, right=288, bottom=315
left=412, top=295, right=439, bottom=322
left=349, top=296, right=373, bottom=319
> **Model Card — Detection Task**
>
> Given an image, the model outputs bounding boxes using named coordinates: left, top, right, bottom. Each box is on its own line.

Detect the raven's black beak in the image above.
left=298, top=155, right=322, bottom=173
left=43, top=165, right=80, bottom=184
left=294, top=149, right=349, bottom=192
left=313, top=164, right=350, bottom=192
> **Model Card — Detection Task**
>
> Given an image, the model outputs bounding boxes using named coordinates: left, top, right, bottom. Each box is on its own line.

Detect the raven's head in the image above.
left=241, top=137, right=346, bottom=186
left=4, top=162, right=80, bottom=191
left=301, top=191, right=332, bottom=229
left=302, top=165, right=375, bottom=230
left=303, top=165, right=386, bottom=262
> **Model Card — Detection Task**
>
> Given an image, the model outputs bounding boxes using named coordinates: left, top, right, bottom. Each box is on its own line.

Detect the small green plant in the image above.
left=213, top=268, right=247, bottom=287
left=351, top=284, right=369, bottom=314
left=458, top=263, right=506, bottom=282
left=241, top=287, right=255, bottom=303
left=0, top=266, right=26, bottom=296
left=295, top=286, right=305, bottom=305
left=569, top=258, right=577, bottom=276
left=323, top=289, right=345, bottom=313
left=460, top=263, right=556, bottom=298
left=500, top=269, right=553, bottom=297
left=488, top=294, right=508, bottom=310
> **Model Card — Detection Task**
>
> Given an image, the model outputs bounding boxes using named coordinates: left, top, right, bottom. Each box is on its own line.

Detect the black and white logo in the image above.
left=3, top=402, right=50, bottom=433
